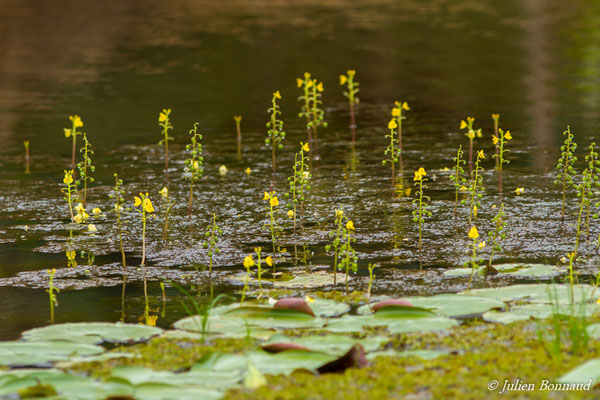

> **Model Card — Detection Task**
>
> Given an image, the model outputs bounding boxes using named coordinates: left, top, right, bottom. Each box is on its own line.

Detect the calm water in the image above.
left=1, top=0, right=600, bottom=340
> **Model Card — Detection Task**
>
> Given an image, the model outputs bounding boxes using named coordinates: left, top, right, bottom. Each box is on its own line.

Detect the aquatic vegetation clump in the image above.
left=464, top=150, right=485, bottom=229
left=340, top=69, right=359, bottom=133
left=109, top=173, right=127, bottom=267
left=382, top=119, right=399, bottom=188
left=285, top=142, right=310, bottom=234
left=487, top=204, right=506, bottom=275
left=325, top=209, right=345, bottom=285
left=466, top=226, right=485, bottom=288
left=412, top=168, right=431, bottom=270
left=459, top=116, right=482, bottom=171
left=184, top=123, right=204, bottom=217
left=339, top=219, right=358, bottom=295
left=449, top=145, right=467, bottom=219
left=491, top=128, right=511, bottom=195
left=76, top=133, right=95, bottom=207
left=265, top=91, right=286, bottom=182
left=158, top=108, right=174, bottom=172
left=554, top=126, right=578, bottom=222
left=64, top=115, right=83, bottom=176
left=202, top=213, right=222, bottom=277
left=61, top=170, right=76, bottom=222
left=46, top=268, right=59, bottom=324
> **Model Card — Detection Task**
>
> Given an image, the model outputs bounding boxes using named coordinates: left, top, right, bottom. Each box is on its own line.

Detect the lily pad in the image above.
left=262, top=334, right=388, bottom=356
left=358, top=295, right=505, bottom=317
left=325, top=313, right=458, bottom=334
left=587, top=323, right=600, bottom=339
left=483, top=303, right=600, bottom=324
left=21, top=322, right=163, bottom=345
left=366, top=349, right=449, bottom=361
left=558, top=358, right=600, bottom=386
left=461, top=284, right=600, bottom=304
left=273, top=272, right=337, bottom=289
left=444, top=264, right=561, bottom=279
left=309, top=298, right=351, bottom=318
left=0, top=341, right=104, bottom=366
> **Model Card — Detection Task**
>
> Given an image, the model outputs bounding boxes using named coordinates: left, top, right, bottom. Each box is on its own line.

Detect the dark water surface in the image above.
left=1, top=0, right=600, bottom=340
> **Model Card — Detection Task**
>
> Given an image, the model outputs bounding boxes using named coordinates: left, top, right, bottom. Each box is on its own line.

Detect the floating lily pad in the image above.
left=273, top=272, right=337, bottom=289
left=558, top=358, right=600, bottom=386
left=0, top=341, right=104, bottom=366
left=587, top=323, right=600, bottom=339
left=262, top=334, right=388, bottom=356
left=325, top=313, right=458, bottom=334
left=309, top=298, right=351, bottom=317
left=21, top=322, right=163, bottom=345
left=109, top=365, right=240, bottom=388
left=461, top=284, right=600, bottom=304
left=357, top=295, right=505, bottom=317
left=444, top=264, right=562, bottom=279
left=366, top=349, right=449, bottom=361
left=483, top=303, right=600, bottom=324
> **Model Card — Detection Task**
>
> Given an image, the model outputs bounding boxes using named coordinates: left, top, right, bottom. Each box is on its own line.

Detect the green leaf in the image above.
left=21, top=322, right=163, bottom=345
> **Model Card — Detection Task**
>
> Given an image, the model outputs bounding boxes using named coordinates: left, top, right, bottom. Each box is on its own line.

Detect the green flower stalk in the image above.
left=159, top=187, right=175, bottom=242
left=412, top=168, right=432, bottom=270
left=464, top=150, right=485, bottom=229
left=492, top=114, right=500, bottom=169
left=325, top=209, right=345, bottom=286
left=46, top=268, right=59, bottom=324
left=109, top=173, right=127, bottom=267
left=382, top=118, right=399, bottom=189
left=66, top=250, right=77, bottom=268
left=367, top=263, right=376, bottom=299
left=285, top=142, right=311, bottom=234
left=253, top=247, right=269, bottom=298
left=64, top=115, right=83, bottom=178
left=263, top=191, right=281, bottom=275
left=492, top=129, right=512, bottom=195
left=297, top=72, right=314, bottom=146
left=582, top=143, right=600, bottom=241
left=449, top=145, right=467, bottom=219
left=234, top=116, right=243, bottom=159
left=339, top=220, right=358, bottom=295
left=340, top=70, right=359, bottom=135
left=392, top=101, right=409, bottom=176
left=184, top=123, right=204, bottom=218
left=202, top=213, right=222, bottom=278
left=487, top=204, right=506, bottom=275
left=134, top=193, right=155, bottom=267
left=24, top=140, right=30, bottom=174
left=158, top=108, right=174, bottom=172
left=76, top=133, right=95, bottom=208
left=573, top=145, right=598, bottom=259
left=308, top=79, right=327, bottom=155
left=466, top=226, right=485, bottom=289
left=459, top=116, right=482, bottom=172
left=241, top=254, right=254, bottom=305
left=555, top=126, right=578, bottom=223
left=265, top=91, right=286, bottom=185
left=62, top=170, right=76, bottom=222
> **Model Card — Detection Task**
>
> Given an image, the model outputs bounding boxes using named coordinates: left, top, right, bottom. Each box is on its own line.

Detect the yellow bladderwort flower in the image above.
left=245, top=167, right=251, bottom=175
left=473, top=205, right=478, bottom=217
left=234, top=115, right=242, bottom=122
left=478, top=241, right=486, bottom=248
left=391, top=107, right=400, bottom=117
left=287, top=209, right=294, bottom=219
left=468, top=226, right=479, bottom=240
left=159, top=187, right=168, bottom=198
left=69, top=115, right=83, bottom=128
left=316, top=82, right=324, bottom=92
left=417, top=167, right=426, bottom=176
left=158, top=109, right=169, bottom=122
left=63, top=171, right=74, bottom=184
left=560, top=256, right=567, bottom=263
left=74, top=203, right=84, bottom=214
left=476, top=129, right=482, bottom=138
left=492, top=113, right=499, bottom=120
left=305, top=295, right=314, bottom=303
left=134, top=196, right=142, bottom=206
left=244, top=255, right=255, bottom=268
left=346, top=220, right=355, bottom=230
left=66, top=251, right=76, bottom=261
left=414, top=171, right=422, bottom=181
left=302, top=142, right=310, bottom=152
left=265, top=256, right=273, bottom=267
left=269, top=196, right=279, bottom=207
left=88, top=224, right=97, bottom=232
left=347, top=70, right=356, bottom=76
left=459, top=185, right=468, bottom=191
left=296, top=78, right=303, bottom=88
left=219, top=165, right=228, bottom=176
left=73, top=214, right=83, bottom=224
left=92, top=207, right=101, bottom=215
left=504, top=131, right=512, bottom=140
left=401, top=102, right=409, bottom=111
left=460, top=120, right=467, bottom=129
left=492, top=135, right=499, bottom=145
left=335, top=209, right=343, bottom=219
left=274, top=91, right=282, bottom=99
left=478, top=150, right=485, bottom=159
left=304, top=72, right=311, bottom=79
left=64, top=128, right=72, bottom=138
left=466, top=130, right=475, bottom=139
left=339, top=75, right=347, bottom=85
left=146, top=315, right=158, bottom=326
left=515, top=187, right=524, bottom=195
left=263, top=192, right=271, bottom=200
left=143, top=198, right=154, bottom=213
left=388, top=119, right=398, bottom=130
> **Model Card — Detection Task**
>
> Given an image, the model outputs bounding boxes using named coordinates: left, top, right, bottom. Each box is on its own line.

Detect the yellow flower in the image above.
left=391, top=108, right=400, bottom=117
left=347, top=70, right=356, bottom=76
left=473, top=205, right=478, bottom=217
left=504, top=131, right=512, bottom=140
left=159, top=187, right=168, bottom=198
left=305, top=295, right=314, bottom=303
left=417, top=167, right=426, bottom=176
left=303, top=72, right=311, bottom=79
left=244, top=255, right=255, bottom=268
left=146, top=315, right=158, bottom=326
left=467, top=117, right=474, bottom=123
left=335, top=209, right=343, bottom=219
left=69, top=115, right=83, bottom=128
left=134, top=197, right=142, bottom=206
left=73, top=214, right=83, bottom=224
left=64, top=128, right=72, bottom=138
left=92, top=207, right=101, bottom=215
left=466, top=130, right=475, bottom=139
left=66, top=251, right=76, bottom=261
left=263, top=192, right=270, bottom=200
left=560, top=256, right=567, bottom=264
left=478, top=150, right=485, bottom=159
left=219, top=165, right=228, bottom=176
left=143, top=198, right=154, bottom=213
left=296, top=78, right=303, bottom=88
left=388, top=119, right=398, bottom=130
left=402, top=102, right=410, bottom=111
left=460, top=120, right=467, bottom=129
left=492, top=113, right=499, bottom=120
left=245, top=167, right=251, bottom=175
left=459, top=185, right=467, bottom=191
left=287, top=209, right=294, bottom=219
left=478, top=241, right=486, bottom=248
left=468, top=226, right=479, bottom=240
left=158, top=109, right=170, bottom=123
left=414, top=171, right=422, bottom=181
left=302, top=143, right=310, bottom=152
left=88, top=224, right=97, bottom=232
left=339, top=75, right=347, bottom=85
left=269, top=196, right=279, bottom=207
left=515, top=187, right=524, bottom=195
left=63, top=171, right=73, bottom=185
left=274, top=91, right=282, bottom=99
left=74, top=203, right=84, bottom=214
left=265, top=256, right=273, bottom=267
left=492, top=135, right=499, bottom=145
left=234, top=115, right=242, bottom=122
left=316, top=82, right=324, bottom=92
left=476, top=129, right=482, bottom=138
left=346, top=220, right=355, bottom=230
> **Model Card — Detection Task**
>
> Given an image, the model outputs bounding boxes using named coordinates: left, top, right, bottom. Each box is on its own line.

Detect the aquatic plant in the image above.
left=234, top=116, right=243, bottom=159
left=265, top=91, right=286, bottom=184
left=80, top=250, right=95, bottom=266
left=487, top=204, right=506, bottom=275
left=464, top=150, right=485, bottom=229
left=202, top=213, right=222, bottom=278
left=573, top=144, right=598, bottom=258
left=339, top=220, right=358, bottom=295
left=285, top=142, right=310, bottom=234
left=61, top=170, right=76, bottom=222
left=554, top=126, right=578, bottom=223
left=134, top=193, right=155, bottom=267
left=184, top=123, right=204, bottom=218
left=252, top=247, right=267, bottom=297
left=76, top=133, right=95, bottom=208
left=412, top=168, right=431, bottom=270
left=459, top=116, right=482, bottom=171
left=367, top=263, right=376, bottom=299
left=340, top=70, right=359, bottom=134
left=491, top=114, right=500, bottom=169
left=109, top=173, right=127, bottom=267
left=392, top=101, right=409, bottom=175
left=564, top=252, right=577, bottom=303
left=158, top=108, right=174, bottom=172
left=582, top=143, right=600, bottom=241
left=466, top=226, right=485, bottom=289
left=73, top=202, right=89, bottom=224
left=241, top=255, right=254, bottom=305
left=382, top=119, right=399, bottom=188
left=263, top=191, right=281, bottom=274
left=24, top=140, right=30, bottom=174
left=46, top=268, right=59, bottom=324
left=449, top=145, right=467, bottom=219
left=325, top=209, right=345, bottom=285
left=64, top=115, right=83, bottom=176
left=297, top=72, right=314, bottom=145
left=492, top=128, right=511, bottom=195
left=308, top=79, right=326, bottom=154
left=159, top=187, right=175, bottom=242
left=66, top=250, right=77, bottom=268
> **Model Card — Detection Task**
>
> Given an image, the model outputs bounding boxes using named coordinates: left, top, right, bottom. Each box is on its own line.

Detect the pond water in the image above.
left=1, top=0, right=600, bottom=340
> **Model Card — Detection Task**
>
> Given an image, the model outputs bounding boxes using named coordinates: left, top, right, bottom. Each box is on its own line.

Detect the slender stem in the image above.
left=418, top=180, right=423, bottom=270
left=141, top=212, right=146, bottom=266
